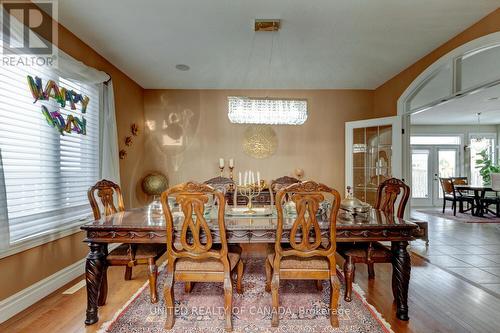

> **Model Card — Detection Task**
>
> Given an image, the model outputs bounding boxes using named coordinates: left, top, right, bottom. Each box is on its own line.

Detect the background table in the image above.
left=81, top=207, right=418, bottom=325
left=454, top=185, right=497, bottom=217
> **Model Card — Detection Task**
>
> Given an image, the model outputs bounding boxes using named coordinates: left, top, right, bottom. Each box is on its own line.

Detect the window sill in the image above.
left=0, top=221, right=87, bottom=260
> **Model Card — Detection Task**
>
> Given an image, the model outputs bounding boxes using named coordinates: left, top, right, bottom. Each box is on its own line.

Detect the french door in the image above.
left=411, top=145, right=460, bottom=207
left=345, top=116, right=402, bottom=206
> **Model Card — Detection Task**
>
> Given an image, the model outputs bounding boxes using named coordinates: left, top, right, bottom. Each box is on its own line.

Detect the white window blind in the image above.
left=0, top=64, right=100, bottom=244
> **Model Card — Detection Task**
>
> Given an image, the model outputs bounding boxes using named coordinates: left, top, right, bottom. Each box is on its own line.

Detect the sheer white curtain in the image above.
left=56, top=52, right=120, bottom=184
left=99, top=81, right=120, bottom=184
left=0, top=149, right=9, bottom=250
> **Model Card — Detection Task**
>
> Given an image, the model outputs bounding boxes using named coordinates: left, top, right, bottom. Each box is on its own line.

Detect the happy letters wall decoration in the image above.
left=27, top=75, right=90, bottom=135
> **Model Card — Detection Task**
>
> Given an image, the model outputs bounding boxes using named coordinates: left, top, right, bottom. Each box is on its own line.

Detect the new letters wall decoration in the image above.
left=27, top=75, right=90, bottom=135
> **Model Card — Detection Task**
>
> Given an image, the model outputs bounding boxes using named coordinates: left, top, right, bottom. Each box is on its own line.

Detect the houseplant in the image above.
left=476, top=149, right=500, bottom=185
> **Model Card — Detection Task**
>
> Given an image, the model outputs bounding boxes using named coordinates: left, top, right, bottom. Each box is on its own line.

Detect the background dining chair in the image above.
left=266, top=181, right=341, bottom=328
left=161, top=182, right=244, bottom=331
left=337, top=178, right=410, bottom=302
left=88, top=179, right=166, bottom=304
left=269, top=176, right=300, bottom=206
left=451, top=177, right=475, bottom=213
left=204, top=176, right=235, bottom=195
left=440, top=177, right=475, bottom=216
left=481, top=173, right=500, bottom=217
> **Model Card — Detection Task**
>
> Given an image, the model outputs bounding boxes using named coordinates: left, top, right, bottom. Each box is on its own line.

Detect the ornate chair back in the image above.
left=161, top=182, right=229, bottom=264
left=88, top=179, right=125, bottom=220
left=375, top=178, right=410, bottom=218
left=270, top=176, right=300, bottom=206
left=274, top=181, right=341, bottom=259
left=204, top=176, right=234, bottom=195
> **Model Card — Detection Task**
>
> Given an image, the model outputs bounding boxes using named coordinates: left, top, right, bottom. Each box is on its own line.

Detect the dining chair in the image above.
left=269, top=176, right=300, bottom=206
left=88, top=179, right=166, bottom=304
left=265, top=180, right=341, bottom=327
left=481, top=173, right=500, bottom=217
left=440, top=177, right=475, bottom=216
left=452, top=177, right=476, bottom=213
left=161, top=182, right=244, bottom=331
left=204, top=176, right=235, bottom=194
left=337, top=178, right=409, bottom=302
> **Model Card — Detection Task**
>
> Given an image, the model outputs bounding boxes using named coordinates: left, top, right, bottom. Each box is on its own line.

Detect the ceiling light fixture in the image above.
left=175, top=64, right=190, bottom=71
left=227, top=19, right=307, bottom=125
left=475, top=112, right=484, bottom=142
left=228, top=96, right=308, bottom=125
left=254, top=19, right=281, bottom=32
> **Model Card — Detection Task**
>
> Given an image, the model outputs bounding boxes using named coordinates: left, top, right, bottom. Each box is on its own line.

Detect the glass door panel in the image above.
left=411, top=146, right=459, bottom=207
left=411, top=149, right=430, bottom=203
left=346, top=116, right=402, bottom=207
left=351, top=126, right=393, bottom=206
left=435, top=147, right=459, bottom=204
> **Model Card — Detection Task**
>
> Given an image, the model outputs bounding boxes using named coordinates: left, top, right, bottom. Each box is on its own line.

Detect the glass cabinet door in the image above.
left=347, top=116, right=402, bottom=206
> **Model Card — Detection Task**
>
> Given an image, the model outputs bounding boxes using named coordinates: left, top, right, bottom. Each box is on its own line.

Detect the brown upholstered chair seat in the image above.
left=337, top=242, right=391, bottom=259
left=107, top=244, right=166, bottom=261
left=176, top=251, right=241, bottom=271
left=267, top=253, right=329, bottom=270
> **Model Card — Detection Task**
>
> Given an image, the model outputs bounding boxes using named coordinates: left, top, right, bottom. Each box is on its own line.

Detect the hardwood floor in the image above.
left=2, top=211, right=500, bottom=333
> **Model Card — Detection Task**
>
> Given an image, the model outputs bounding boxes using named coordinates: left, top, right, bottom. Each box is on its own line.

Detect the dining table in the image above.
left=454, top=185, right=498, bottom=217
left=81, top=206, right=419, bottom=325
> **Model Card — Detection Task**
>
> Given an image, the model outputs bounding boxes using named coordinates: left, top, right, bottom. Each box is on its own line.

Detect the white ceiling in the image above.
left=57, top=0, right=500, bottom=89
left=411, top=84, right=500, bottom=125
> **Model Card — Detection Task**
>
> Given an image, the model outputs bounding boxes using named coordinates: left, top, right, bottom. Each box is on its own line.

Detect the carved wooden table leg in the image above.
left=85, top=242, right=106, bottom=325
left=391, top=241, right=411, bottom=321
left=98, top=244, right=108, bottom=306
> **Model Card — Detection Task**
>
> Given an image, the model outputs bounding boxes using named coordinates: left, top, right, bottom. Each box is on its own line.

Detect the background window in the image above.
left=469, top=135, right=496, bottom=186
left=0, top=65, right=100, bottom=244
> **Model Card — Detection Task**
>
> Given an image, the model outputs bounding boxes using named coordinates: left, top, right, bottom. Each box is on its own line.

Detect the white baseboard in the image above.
left=0, top=243, right=120, bottom=324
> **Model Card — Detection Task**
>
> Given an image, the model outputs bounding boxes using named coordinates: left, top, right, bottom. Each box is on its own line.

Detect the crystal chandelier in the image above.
left=227, top=96, right=308, bottom=125
left=476, top=112, right=483, bottom=142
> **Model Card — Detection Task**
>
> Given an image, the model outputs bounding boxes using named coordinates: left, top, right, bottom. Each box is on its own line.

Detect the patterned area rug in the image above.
left=417, top=208, right=500, bottom=223
left=98, top=258, right=393, bottom=333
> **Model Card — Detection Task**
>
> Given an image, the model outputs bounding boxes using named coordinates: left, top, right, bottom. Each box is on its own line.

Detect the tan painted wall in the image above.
left=374, top=8, right=500, bottom=117
left=0, top=15, right=146, bottom=299
left=143, top=89, right=374, bottom=191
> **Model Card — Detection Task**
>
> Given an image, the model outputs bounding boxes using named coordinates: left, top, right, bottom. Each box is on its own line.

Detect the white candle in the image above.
left=257, top=171, right=260, bottom=185
left=219, top=158, right=224, bottom=168
left=244, top=171, right=248, bottom=186
left=229, top=158, right=234, bottom=168
left=251, top=171, right=255, bottom=184
left=238, top=172, right=242, bottom=185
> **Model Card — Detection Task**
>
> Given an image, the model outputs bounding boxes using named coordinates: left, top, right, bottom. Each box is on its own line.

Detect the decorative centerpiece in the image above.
left=236, top=170, right=262, bottom=214
left=142, top=172, right=169, bottom=215
left=340, top=186, right=370, bottom=220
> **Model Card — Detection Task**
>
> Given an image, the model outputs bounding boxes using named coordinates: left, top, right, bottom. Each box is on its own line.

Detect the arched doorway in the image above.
left=397, top=32, right=500, bottom=200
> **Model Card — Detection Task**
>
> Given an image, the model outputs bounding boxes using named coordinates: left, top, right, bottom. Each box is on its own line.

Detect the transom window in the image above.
left=410, top=136, right=461, bottom=145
